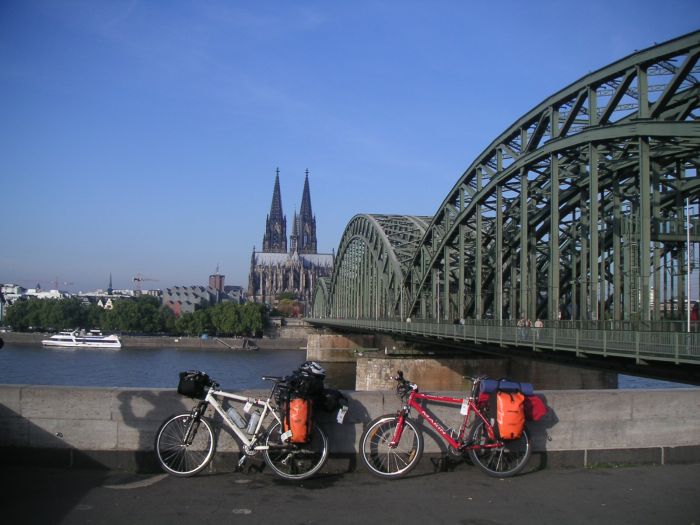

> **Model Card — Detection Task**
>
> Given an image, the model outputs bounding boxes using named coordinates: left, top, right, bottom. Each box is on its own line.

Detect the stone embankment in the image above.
left=0, top=329, right=308, bottom=351
left=1, top=384, right=699, bottom=472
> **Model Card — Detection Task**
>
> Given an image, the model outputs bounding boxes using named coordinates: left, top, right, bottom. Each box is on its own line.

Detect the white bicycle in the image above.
left=155, top=371, right=329, bottom=481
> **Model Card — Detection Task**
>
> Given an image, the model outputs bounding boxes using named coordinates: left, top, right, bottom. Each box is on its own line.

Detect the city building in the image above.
left=248, top=170, right=334, bottom=310
left=163, top=279, right=246, bottom=317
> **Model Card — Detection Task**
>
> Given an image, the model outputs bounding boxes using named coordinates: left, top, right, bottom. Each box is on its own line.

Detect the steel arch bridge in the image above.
left=311, top=32, right=700, bottom=367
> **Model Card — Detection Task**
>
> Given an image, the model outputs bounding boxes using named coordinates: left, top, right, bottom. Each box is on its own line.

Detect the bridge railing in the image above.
left=306, top=318, right=700, bottom=365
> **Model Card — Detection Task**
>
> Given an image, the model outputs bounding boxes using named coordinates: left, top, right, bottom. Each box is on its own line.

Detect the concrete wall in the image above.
left=1, top=384, right=699, bottom=472
left=306, top=333, right=376, bottom=362
left=355, top=356, right=618, bottom=391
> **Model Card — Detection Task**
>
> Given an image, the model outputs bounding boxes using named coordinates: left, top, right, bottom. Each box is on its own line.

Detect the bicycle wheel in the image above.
left=155, top=413, right=215, bottom=477
left=263, top=421, right=328, bottom=480
left=360, top=415, right=423, bottom=479
left=467, top=420, right=531, bottom=478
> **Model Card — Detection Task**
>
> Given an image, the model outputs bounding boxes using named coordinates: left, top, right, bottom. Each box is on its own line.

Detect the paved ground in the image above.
left=3, top=462, right=700, bottom=524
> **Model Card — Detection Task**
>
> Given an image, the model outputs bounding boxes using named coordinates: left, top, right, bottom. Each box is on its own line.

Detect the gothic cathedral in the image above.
left=248, top=170, right=334, bottom=310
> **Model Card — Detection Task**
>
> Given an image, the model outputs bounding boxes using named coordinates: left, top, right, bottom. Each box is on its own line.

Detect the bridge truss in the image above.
left=314, top=32, right=700, bottom=331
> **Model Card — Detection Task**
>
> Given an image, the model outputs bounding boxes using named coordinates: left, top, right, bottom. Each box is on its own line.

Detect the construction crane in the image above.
left=133, top=273, right=159, bottom=291
left=52, top=277, right=74, bottom=290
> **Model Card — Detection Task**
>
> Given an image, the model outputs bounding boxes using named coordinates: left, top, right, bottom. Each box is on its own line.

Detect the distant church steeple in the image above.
left=262, top=168, right=288, bottom=253
left=296, top=169, right=317, bottom=254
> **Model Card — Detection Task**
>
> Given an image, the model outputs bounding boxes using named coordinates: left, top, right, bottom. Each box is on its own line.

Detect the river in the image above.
left=0, top=343, right=692, bottom=390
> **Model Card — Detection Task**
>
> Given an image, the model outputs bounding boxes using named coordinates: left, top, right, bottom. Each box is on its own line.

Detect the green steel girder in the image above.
left=317, top=31, right=700, bottom=328
left=319, top=214, right=431, bottom=319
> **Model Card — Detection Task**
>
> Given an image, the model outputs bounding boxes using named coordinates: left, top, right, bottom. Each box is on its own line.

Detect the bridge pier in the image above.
left=306, top=331, right=617, bottom=391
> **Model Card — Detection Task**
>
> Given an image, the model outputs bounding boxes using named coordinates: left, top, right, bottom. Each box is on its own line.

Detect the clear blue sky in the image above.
left=1, top=1, right=698, bottom=292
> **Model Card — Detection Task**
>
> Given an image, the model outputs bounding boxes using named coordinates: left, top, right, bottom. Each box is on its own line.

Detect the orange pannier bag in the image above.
left=496, top=391, right=525, bottom=439
left=283, top=398, right=313, bottom=443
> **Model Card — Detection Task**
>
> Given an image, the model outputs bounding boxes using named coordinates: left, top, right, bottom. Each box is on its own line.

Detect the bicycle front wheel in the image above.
left=360, top=415, right=423, bottom=479
left=263, top=421, right=328, bottom=481
left=155, top=413, right=215, bottom=477
left=467, top=420, right=531, bottom=478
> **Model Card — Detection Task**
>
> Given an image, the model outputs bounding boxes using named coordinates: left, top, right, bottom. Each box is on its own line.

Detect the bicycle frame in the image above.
left=393, top=390, right=498, bottom=451
left=200, top=387, right=283, bottom=451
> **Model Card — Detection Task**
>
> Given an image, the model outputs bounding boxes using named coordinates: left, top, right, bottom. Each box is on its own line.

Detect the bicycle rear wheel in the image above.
left=155, top=413, right=215, bottom=477
left=263, top=421, right=328, bottom=481
left=360, top=415, right=423, bottom=479
left=467, top=420, right=531, bottom=478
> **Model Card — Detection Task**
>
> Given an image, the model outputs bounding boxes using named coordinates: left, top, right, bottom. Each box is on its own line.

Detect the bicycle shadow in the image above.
left=116, top=389, right=191, bottom=472
left=315, top=389, right=371, bottom=476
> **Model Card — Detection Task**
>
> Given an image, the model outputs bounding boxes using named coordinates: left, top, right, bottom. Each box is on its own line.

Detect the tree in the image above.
left=210, top=302, right=240, bottom=336
left=240, top=303, right=264, bottom=336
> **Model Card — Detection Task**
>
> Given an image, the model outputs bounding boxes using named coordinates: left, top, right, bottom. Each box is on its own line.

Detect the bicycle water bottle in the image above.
left=227, top=407, right=246, bottom=429
left=246, top=410, right=261, bottom=434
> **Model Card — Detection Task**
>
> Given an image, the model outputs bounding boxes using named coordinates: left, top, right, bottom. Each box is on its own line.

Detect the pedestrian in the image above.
left=534, top=318, right=544, bottom=341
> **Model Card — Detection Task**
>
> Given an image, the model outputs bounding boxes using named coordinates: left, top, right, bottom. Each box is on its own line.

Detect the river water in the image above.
left=0, top=343, right=692, bottom=390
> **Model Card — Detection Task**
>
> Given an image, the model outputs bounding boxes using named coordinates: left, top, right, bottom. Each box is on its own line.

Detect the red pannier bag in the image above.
left=496, top=391, right=525, bottom=439
left=283, top=398, right=313, bottom=443
left=524, top=395, right=547, bottom=422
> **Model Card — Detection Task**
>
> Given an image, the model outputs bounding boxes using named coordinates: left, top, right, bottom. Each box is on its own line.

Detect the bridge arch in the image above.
left=318, top=31, right=700, bottom=326
left=320, top=214, right=431, bottom=319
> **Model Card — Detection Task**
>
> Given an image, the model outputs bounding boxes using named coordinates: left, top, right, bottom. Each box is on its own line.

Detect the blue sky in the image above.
left=1, top=1, right=698, bottom=292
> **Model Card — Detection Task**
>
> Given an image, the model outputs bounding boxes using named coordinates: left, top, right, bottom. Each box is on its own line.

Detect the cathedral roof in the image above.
left=253, top=252, right=334, bottom=268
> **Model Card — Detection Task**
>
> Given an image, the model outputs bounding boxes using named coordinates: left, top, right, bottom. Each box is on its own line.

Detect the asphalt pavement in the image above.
left=3, top=462, right=699, bottom=525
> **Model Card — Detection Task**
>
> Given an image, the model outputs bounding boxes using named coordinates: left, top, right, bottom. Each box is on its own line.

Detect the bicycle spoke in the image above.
left=361, top=416, right=422, bottom=478
left=155, top=414, right=215, bottom=477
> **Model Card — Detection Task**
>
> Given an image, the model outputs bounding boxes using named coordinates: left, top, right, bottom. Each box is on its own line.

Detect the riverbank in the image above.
left=2, top=384, right=700, bottom=473
left=0, top=331, right=308, bottom=351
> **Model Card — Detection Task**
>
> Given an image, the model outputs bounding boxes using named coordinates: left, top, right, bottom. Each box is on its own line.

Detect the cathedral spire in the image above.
left=269, top=168, right=284, bottom=222
left=262, top=169, right=287, bottom=253
left=300, top=169, right=313, bottom=218
left=297, top=169, right=317, bottom=254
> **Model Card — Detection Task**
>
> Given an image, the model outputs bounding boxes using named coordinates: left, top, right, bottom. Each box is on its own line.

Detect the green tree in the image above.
left=159, top=306, right=176, bottom=333
left=210, top=302, right=240, bottom=336
left=240, top=303, right=264, bottom=336
left=5, top=299, right=31, bottom=331
left=174, top=312, right=195, bottom=336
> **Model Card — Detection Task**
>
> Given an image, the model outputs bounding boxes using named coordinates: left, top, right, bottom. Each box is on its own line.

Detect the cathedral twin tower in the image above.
left=262, top=168, right=317, bottom=255
left=248, top=170, right=334, bottom=308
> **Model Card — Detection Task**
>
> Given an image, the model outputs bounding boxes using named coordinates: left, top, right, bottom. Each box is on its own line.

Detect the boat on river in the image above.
left=42, top=330, right=122, bottom=349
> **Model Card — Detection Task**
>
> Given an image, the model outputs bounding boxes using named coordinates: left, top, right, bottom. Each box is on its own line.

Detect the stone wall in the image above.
left=355, top=356, right=617, bottom=391
left=306, top=333, right=376, bottom=362
left=1, top=384, right=699, bottom=472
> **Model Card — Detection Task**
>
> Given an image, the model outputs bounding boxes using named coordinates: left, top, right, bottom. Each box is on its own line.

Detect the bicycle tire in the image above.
left=467, top=420, right=531, bottom=478
left=263, top=421, right=328, bottom=480
left=360, top=415, right=423, bottom=479
left=155, top=413, right=216, bottom=477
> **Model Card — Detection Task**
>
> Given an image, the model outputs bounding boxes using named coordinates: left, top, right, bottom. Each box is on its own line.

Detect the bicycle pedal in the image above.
left=237, top=455, right=248, bottom=468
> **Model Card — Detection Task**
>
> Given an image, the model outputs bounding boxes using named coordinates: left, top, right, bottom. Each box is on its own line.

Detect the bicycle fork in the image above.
left=183, top=402, right=208, bottom=446
left=389, top=409, right=409, bottom=448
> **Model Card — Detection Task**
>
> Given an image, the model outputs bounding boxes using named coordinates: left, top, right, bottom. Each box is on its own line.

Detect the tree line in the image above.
left=4, top=297, right=266, bottom=337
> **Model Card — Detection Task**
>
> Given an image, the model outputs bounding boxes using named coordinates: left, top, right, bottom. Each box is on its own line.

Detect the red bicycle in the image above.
left=360, top=371, right=531, bottom=478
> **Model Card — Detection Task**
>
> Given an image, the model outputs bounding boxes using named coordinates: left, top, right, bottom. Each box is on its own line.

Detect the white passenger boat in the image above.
left=42, top=330, right=122, bottom=349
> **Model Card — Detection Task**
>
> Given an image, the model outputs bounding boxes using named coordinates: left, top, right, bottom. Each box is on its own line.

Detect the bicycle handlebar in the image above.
left=393, top=372, right=490, bottom=401
left=394, top=370, right=417, bottom=399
